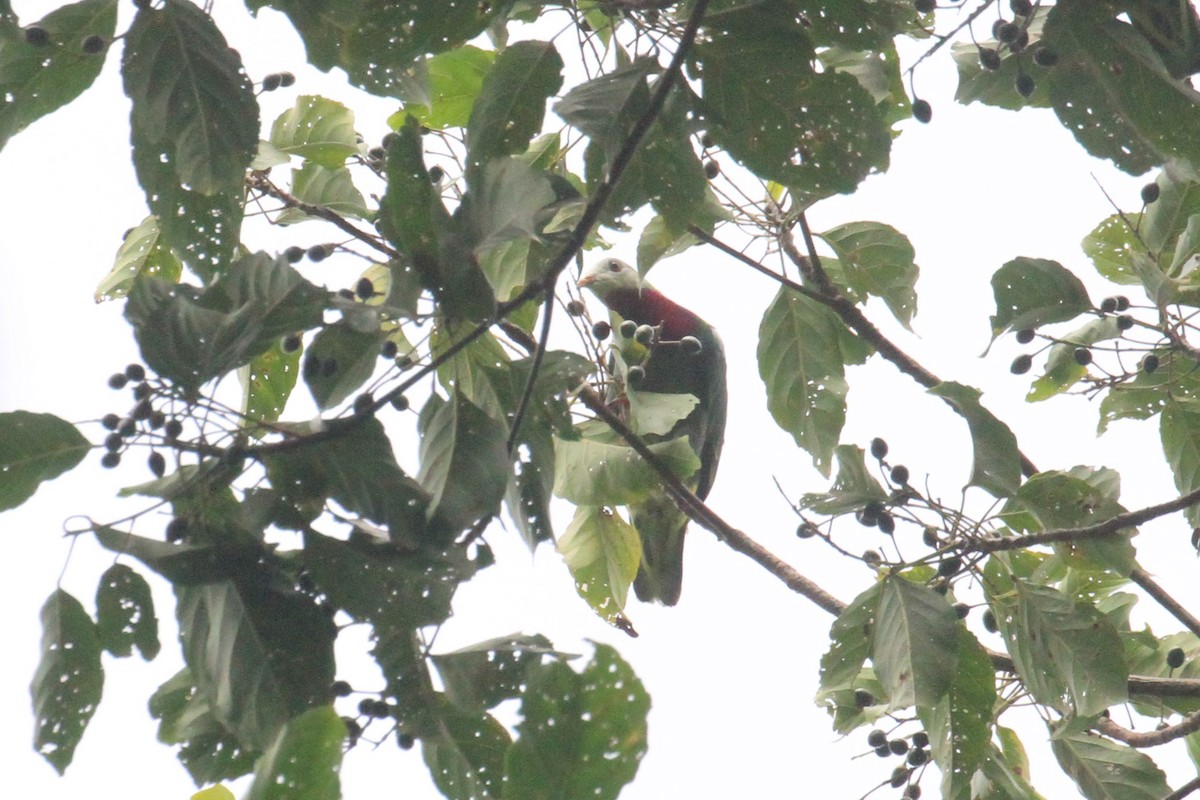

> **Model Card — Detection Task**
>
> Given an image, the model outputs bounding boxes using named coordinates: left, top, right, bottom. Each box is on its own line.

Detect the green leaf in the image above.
left=951, top=11, right=1053, bottom=111
left=1043, top=0, right=1200, bottom=174
left=694, top=3, right=890, bottom=198
left=430, top=323, right=513, bottom=420
left=94, top=215, right=183, bottom=302
left=466, top=40, right=563, bottom=166
left=264, top=417, right=429, bottom=538
left=757, top=288, right=871, bottom=476
left=94, top=526, right=265, bottom=585
left=818, top=582, right=882, bottom=698
left=873, top=576, right=959, bottom=708
left=0, top=0, right=117, bottom=151
left=432, top=634, right=564, bottom=712
left=301, top=319, right=385, bottom=410
left=1142, top=161, right=1200, bottom=255
left=1026, top=317, right=1122, bottom=402
left=974, top=737, right=1048, bottom=800
left=921, top=631, right=995, bottom=800
left=556, top=506, right=641, bottom=627
left=176, top=580, right=336, bottom=750
left=819, top=221, right=919, bottom=329
left=989, top=257, right=1092, bottom=338
left=820, top=44, right=912, bottom=128
left=0, top=411, right=89, bottom=511
left=1098, top=350, right=1200, bottom=432
left=552, top=435, right=699, bottom=506
left=928, top=382, right=1022, bottom=498
left=304, top=530, right=476, bottom=634
left=244, top=706, right=344, bottom=800
left=1081, top=213, right=1142, bottom=285
left=1051, top=731, right=1171, bottom=800
left=423, top=703, right=512, bottom=800
left=399, top=45, right=493, bottom=130
left=1161, top=400, right=1200, bottom=528
left=239, top=339, right=300, bottom=431
left=461, top=157, right=557, bottom=254
left=276, top=163, right=371, bottom=223
left=31, top=589, right=104, bottom=773
left=269, top=95, right=359, bottom=168
left=799, top=444, right=887, bottom=515
left=94, top=563, right=159, bottom=660
left=417, top=392, right=510, bottom=534
left=1003, top=467, right=1135, bottom=574
left=503, top=644, right=648, bottom=800
left=627, top=391, right=698, bottom=437
left=990, top=577, right=1127, bottom=717
left=148, top=669, right=258, bottom=784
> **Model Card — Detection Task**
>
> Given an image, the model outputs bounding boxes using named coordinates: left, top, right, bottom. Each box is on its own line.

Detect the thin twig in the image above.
left=1165, top=776, right=1200, bottom=800
left=506, top=285, right=556, bottom=455
left=1130, top=568, right=1200, bottom=639
left=247, top=173, right=399, bottom=259
left=1095, top=709, right=1200, bottom=748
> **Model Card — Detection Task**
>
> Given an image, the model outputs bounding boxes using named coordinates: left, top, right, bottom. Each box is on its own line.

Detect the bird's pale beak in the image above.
left=577, top=273, right=595, bottom=289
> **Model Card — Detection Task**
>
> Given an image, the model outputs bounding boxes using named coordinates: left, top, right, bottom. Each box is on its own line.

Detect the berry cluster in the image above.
left=866, top=726, right=931, bottom=798
left=97, top=363, right=176, bottom=475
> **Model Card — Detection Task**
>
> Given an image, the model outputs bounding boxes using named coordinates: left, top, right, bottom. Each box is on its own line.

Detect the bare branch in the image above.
left=247, top=172, right=399, bottom=259
left=1094, top=708, right=1200, bottom=747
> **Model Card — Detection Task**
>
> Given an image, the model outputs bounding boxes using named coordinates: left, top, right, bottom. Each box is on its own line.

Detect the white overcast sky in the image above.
left=1, top=2, right=1194, bottom=799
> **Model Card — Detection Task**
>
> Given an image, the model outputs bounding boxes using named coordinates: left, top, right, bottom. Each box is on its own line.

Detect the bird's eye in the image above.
left=607, top=261, right=622, bottom=272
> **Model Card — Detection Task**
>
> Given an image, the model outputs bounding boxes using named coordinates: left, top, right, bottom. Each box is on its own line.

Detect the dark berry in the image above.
left=979, top=47, right=1002, bottom=70
left=922, top=527, right=939, bottom=547
left=1010, top=0, right=1033, bottom=15
left=877, top=512, right=896, bottom=535
left=337, top=288, right=356, bottom=300
left=704, top=159, right=720, bottom=179
left=912, top=99, right=932, bottom=123
left=101, top=413, right=121, bottom=431
left=344, top=717, right=362, bottom=742
left=331, top=680, right=353, bottom=697
left=700, top=132, right=715, bottom=148
left=592, top=320, right=611, bottom=341
left=627, top=365, right=645, bottom=385
left=261, top=73, right=282, bottom=91
left=101, top=451, right=121, bottom=468
left=1012, top=29, right=1030, bottom=51
left=396, top=355, right=414, bottom=370
left=1116, top=315, right=1135, bottom=330
left=863, top=550, right=883, bottom=567
left=680, top=335, right=703, bottom=355
left=996, top=21, right=1020, bottom=43
left=81, top=35, right=106, bottom=54
left=278, top=72, right=295, bottom=87
left=867, top=729, right=888, bottom=748
left=938, top=555, right=963, bottom=576
left=907, top=747, right=929, bottom=766
left=165, top=517, right=188, bottom=542
left=854, top=689, right=875, bottom=707
left=282, top=333, right=302, bottom=352
left=23, top=25, right=49, bottom=46
left=1141, top=182, right=1161, bottom=205
left=1100, top=297, right=1118, bottom=313
left=634, top=324, right=655, bottom=346
left=1142, top=354, right=1160, bottom=374
left=148, top=410, right=165, bottom=429
left=164, top=418, right=183, bottom=440
left=983, top=608, right=999, bottom=632
left=796, top=521, right=819, bottom=539
left=889, top=739, right=909, bottom=755
left=1033, top=47, right=1059, bottom=67
left=108, top=373, right=129, bottom=390
left=357, top=698, right=374, bottom=716
left=353, top=392, right=374, bottom=416
left=284, top=245, right=305, bottom=263
left=1167, top=647, right=1186, bottom=669
left=1015, top=328, right=1035, bottom=344
left=875, top=744, right=892, bottom=757
left=911, top=731, right=929, bottom=749
left=914, top=0, right=935, bottom=12
left=905, top=785, right=922, bottom=800
left=133, top=398, right=153, bottom=421
left=1073, top=348, right=1092, bottom=366
left=954, top=602, right=970, bottom=619
left=1015, top=73, right=1035, bottom=98
left=1115, top=296, right=1130, bottom=311
left=1010, top=354, right=1033, bottom=374
left=307, top=244, right=330, bottom=262
left=870, top=437, right=889, bottom=459
left=104, top=433, right=123, bottom=451
left=368, top=145, right=387, bottom=161
left=566, top=299, right=586, bottom=316
left=133, top=382, right=151, bottom=401
left=369, top=700, right=391, bottom=718
left=118, top=417, right=137, bottom=438
left=124, top=363, right=146, bottom=381
left=381, top=340, right=399, bottom=359
left=428, top=165, right=445, bottom=183
left=355, top=277, right=375, bottom=300
left=890, top=766, right=910, bottom=788
left=619, top=320, right=638, bottom=338
left=890, top=464, right=910, bottom=485
left=148, top=451, right=166, bottom=477
left=397, top=732, right=415, bottom=750
left=390, top=394, right=410, bottom=411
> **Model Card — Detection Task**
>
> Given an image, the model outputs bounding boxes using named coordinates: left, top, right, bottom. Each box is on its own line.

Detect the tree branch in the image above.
left=1094, top=709, right=1200, bottom=748
left=1166, top=776, right=1200, bottom=800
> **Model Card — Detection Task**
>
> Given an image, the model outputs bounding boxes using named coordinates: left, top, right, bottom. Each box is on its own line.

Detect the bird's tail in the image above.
left=631, top=493, right=687, bottom=606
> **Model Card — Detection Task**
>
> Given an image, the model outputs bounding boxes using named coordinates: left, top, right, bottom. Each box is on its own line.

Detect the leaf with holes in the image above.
left=269, top=95, right=359, bottom=168
left=94, top=215, right=183, bottom=302
left=417, top=392, right=509, bottom=536
left=556, top=506, right=642, bottom=629
left=467, top=40, right=562, bottom=166
left=244, top=705, right=344, bottom=800
left=95, top=563, right=159, bottom=660
left=873, top=576, right=959, bottom=709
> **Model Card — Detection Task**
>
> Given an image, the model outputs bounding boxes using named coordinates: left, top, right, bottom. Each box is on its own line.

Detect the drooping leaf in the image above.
left=460, top=157, right=557, bottom=255
left=150, top=670, right=258, bottom=785
left=920, top=632, right=995, bottom=800
left=0, top=411, right=89, bottom=511
left=432, top=634, right=564, bottom=712
left=556, top=506, right=641, bottom=628
left=466, top=40, right=563, bottom=167
left=758, top=288, right=871, bottom=476
left=989, top=257, right=1092, bottom=338
left=503, top=644, right=649, bottom=800
left=1043, top=0, right=1200, bottom=175
left=799, top=444, right=888, bottom=516
left=1161, top=400, right=1200, bottom=528
left=417, top=392, right=510, bottom=535
left=301, top=319, right=386, bottom=410
left=423, top=702, right=511, bottom=800
left=31, top=589, right=104, bottom=774
left=94, top=563, right=159, bottom=660
left=817, top=581, right=882, bottom=698
left=94, top=215, right=183, bottom=302
left=819, top=220, right=919, bottom=328
left=94, top=526, right=266, bottom=585
left=873, top=576, right=959, bottom=708
left=552, top=435, right=699, bottom=506
left=239, top=339, right=301, bottom=431
left=928, top=382, right=1022, bottom=498
left=176, top=579, right=337, bottom=750
left=1081, top=213, right=1142, bottom=285
left=243, top=705, right=344, bottom=800
left=1142, top=161, right=1200, bottom=255
left=269, top=95, right=358, bottom=168
left=0, top=0, right=118, bottom=152
left=1051, top=731, right=1171, bottom=800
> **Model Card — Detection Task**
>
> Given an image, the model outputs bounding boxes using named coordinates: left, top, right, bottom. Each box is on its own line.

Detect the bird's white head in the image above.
left=577, top=257, right=641, bottom=301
